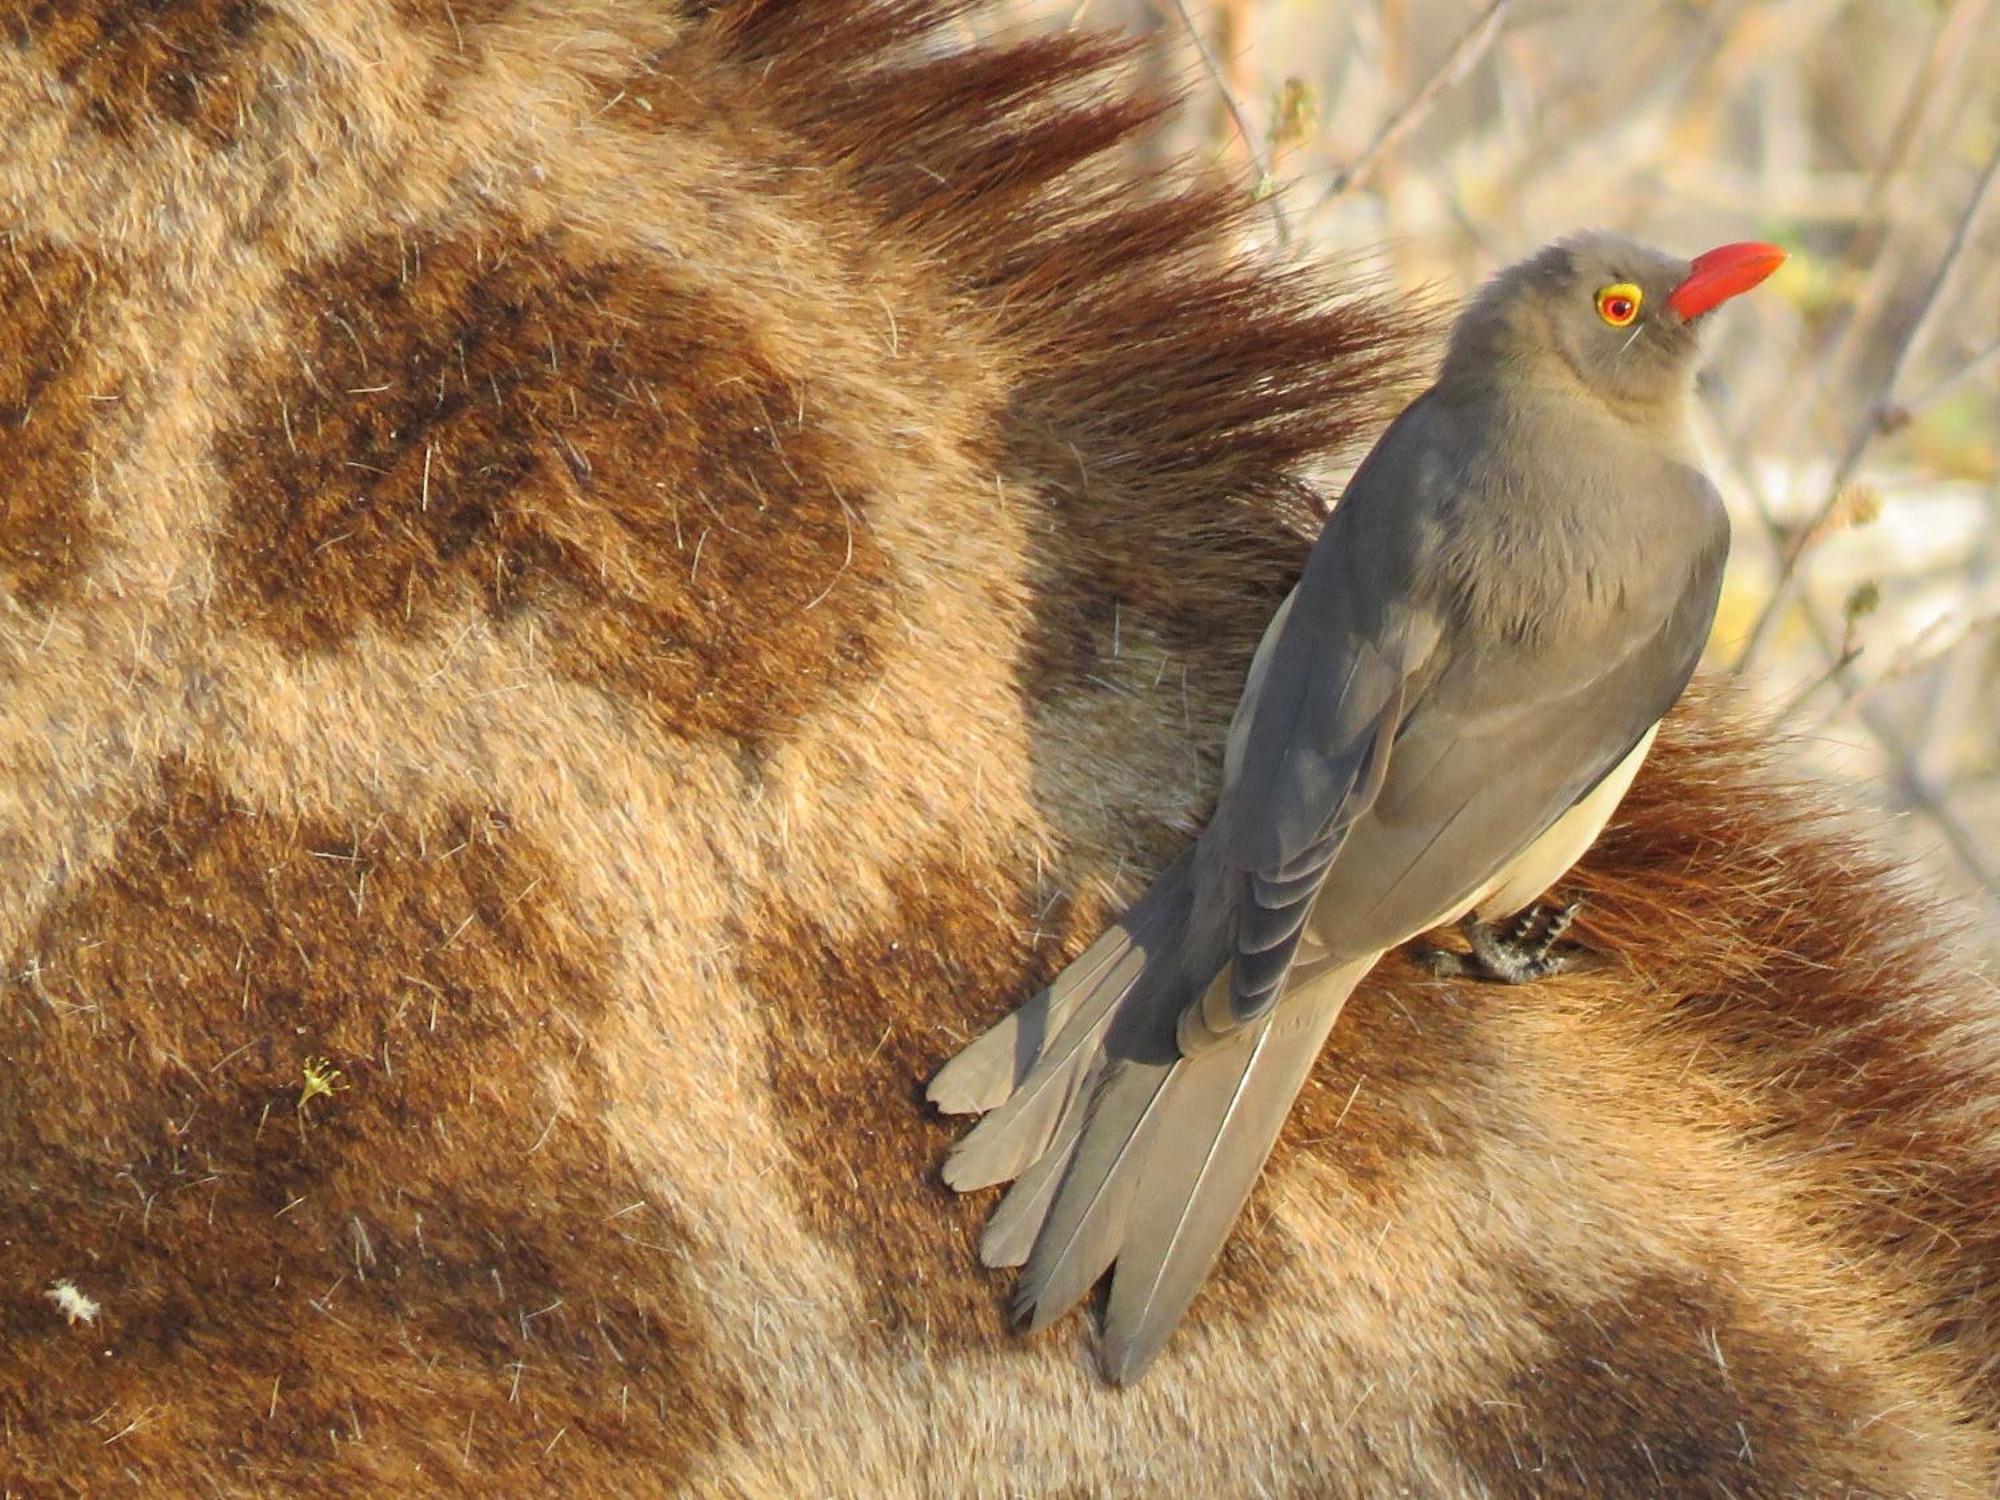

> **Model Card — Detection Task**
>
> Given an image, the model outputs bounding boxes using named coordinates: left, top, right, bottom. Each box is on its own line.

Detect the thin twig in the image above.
left=1317, top=0, right=1515, bottom=209
left=1864, top=0, right=1992, bottom=210
left=1770, top=643, right=1864, bottom=725
left=1889, top=335, right=2000, bottom=425
left=1771, top=0, right=1995, bottom=455
left=1765, top=566, right=2000, bottom=910
left=1166, top=0, right=1290, bottom=245
left=1831, top=636, right=2000, bottom=907
left=1480, top=0, right=1748, bottom=247
left=1734, top=135, right=2000, bottom=673
left=1817, top=610, right=2000, bottom=730
left=1912, top=506, right=2000, bottom=755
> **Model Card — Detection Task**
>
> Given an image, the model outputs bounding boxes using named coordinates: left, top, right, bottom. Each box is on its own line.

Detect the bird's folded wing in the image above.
left=1203, top=470, right=1727, bottom=1041
left=1202, top=540, right=1438, bottom=1037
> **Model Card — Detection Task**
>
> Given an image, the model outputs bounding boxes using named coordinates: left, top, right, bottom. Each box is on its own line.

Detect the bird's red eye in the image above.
left=1595, top=282, right=1642, bottom=326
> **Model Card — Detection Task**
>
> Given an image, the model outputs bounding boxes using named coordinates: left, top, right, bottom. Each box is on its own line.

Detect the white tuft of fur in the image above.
left=45, top=1279, right=101, bottom=1327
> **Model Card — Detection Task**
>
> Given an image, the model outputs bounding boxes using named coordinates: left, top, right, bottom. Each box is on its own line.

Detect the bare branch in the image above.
left=1810, top=645, right=2000, bottom=912
left=1165, top=0, right=1290, bottom=246
left=1698, top=388, right=2000, bottom=912
left=1770, top=643, right=1865, bottom=726
left=1317, top=0, right=1515, bottom=209
left=1887, top=335, right=2000, bottom=427
left=1847, top=676, right=2000, bottom=911
left=1818, top=609, right=2000, bottom=729
left=1734, top=134, right=2000, bottom=673
left=1761, top=574, right=2000, bottom=911
left=1770, top=0, right=1996, bottom=455
left=1872, top=0, right=1994, bottom=205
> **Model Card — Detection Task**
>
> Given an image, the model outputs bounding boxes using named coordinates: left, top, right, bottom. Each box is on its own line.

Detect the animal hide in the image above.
left=2, top=1, right=1996, bottom=1493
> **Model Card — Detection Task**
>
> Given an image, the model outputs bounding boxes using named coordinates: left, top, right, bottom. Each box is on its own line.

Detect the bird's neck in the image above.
left=1451, top=363, right=1700, bottom=467
left=1420, top=381, right=1714, bottom=646
left=1440, top=315, right=1702, bottom=465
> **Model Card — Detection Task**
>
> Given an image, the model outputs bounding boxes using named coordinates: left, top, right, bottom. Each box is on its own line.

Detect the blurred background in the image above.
left=982, top=0, right=2000, bottom=938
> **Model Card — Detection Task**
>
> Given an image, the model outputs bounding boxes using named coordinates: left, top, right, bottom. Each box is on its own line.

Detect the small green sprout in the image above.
left=298, top=1056, right=349, bottom=1119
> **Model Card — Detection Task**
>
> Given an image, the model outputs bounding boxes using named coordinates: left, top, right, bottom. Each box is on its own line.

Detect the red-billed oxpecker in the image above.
left=929, top=232, right=1788, bottom=1384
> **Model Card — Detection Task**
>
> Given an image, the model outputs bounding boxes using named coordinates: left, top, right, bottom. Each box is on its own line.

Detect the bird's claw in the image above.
left=1414, top=900, right=1583, bottom=984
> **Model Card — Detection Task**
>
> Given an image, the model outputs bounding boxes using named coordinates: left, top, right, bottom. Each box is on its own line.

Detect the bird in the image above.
left=927, top=230, right=1787, bottom=1385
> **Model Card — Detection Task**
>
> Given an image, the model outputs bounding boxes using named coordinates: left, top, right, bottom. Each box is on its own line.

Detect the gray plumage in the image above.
left=930, top=231, right=1780, bottom=1384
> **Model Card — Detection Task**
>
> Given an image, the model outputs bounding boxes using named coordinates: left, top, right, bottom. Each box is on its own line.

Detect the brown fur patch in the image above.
left=1270, top=964, right=1492, bottom=1200
left=0, top=233, right=114, bottom=607
left=394, top=0, right=515, bottom=24
left=1442, top=1267, right=1897, bottom=1497
left=2, top=0, right=268, bottom=145
left=392, top=0, right=526, bottom=102
left=1571, top=693, right=2000, bottom=1414
left=741, top=855, right=1107, bottom=1346
left=0, top=764, right=740, bottom=1491
left=1207, top=968, right=1493, bottom=1318
left=706, top=4, right=1420, bottom=681
left=211, top=226, right=892, bottom=748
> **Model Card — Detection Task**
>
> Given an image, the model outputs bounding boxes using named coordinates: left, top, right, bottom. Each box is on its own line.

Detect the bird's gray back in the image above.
left=1271, top=384, right=1729, bottom=959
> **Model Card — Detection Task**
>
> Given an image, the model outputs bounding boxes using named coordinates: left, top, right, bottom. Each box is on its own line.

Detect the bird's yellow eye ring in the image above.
left=1595, top=283, right=1642, bottom=326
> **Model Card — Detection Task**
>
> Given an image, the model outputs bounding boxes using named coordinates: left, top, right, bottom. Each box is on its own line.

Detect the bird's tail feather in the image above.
left=978, top=1080, right=1091, bottom=1266
left=1096, top=958, right=1372, bottom=1382
left=929, top=849, right=1200, bottom=1192
left=931, top=842, right=1377, bottom=1381
left=999, top=959, right=1369, bottom=1380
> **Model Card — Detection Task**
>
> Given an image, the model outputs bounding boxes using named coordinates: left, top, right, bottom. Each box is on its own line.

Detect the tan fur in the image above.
left=1, top=2, right=1996, bottom=1494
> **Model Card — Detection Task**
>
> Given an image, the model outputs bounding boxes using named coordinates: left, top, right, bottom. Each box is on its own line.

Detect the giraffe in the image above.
left=2, top=2, right=1996, bottom=1493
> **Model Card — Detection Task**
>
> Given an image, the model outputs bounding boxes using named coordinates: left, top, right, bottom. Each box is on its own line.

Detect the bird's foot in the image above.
left=1414, top=901, right=1582, bottom=983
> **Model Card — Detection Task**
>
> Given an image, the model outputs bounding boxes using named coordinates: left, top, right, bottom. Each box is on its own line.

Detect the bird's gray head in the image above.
left=1440, top=231, right=1785, bottom=417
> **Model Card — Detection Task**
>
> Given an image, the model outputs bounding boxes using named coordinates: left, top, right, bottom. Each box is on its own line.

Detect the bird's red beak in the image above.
left=1666, top=241, right=1787, bottom=320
